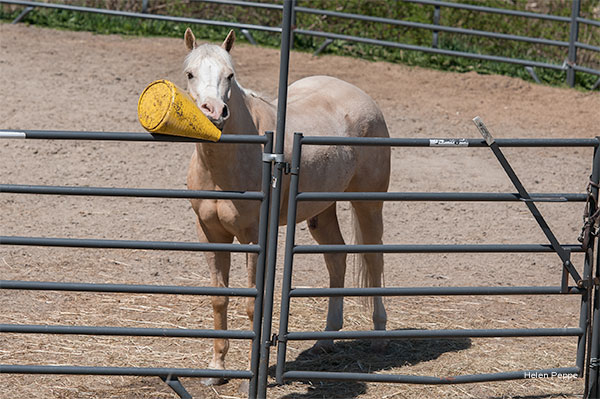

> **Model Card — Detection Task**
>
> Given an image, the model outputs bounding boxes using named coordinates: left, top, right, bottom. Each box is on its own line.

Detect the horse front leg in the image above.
left=195, top=219, right=234, bottom=386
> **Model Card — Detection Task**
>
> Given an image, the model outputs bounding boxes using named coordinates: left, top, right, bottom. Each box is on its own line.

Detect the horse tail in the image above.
left=350, top=207, right=372, bottom=310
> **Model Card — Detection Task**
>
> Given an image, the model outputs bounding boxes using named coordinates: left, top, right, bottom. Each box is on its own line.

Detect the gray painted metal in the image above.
left=286, top=328, right=583, bottom=341
left=0, top=324, right=255, bottom=339
left=0, top=184, right=263, bottom=200
left=299, top=136, right=600, bottom=147
left=0, top=0, right=282, bottom=33
left=0, top=235, right=259, bottom=252
left=274, top=131, right=596, bottom=396
left=0, top=279, right=257, bottom=296
left=296, top=192, right=586, bottom=202
left=276, top=133, right=303, bottom=384
left=293, top=243, right=585, bottom=254
left=0, top=365, right=253, bottom=379
left=0, top=129, right=268, bottom=143
left=256, top=3, right=295, bottom=397
left=289, top=286, right=584, bottom=297
left=283, top=367, right=581, bottom=384
left=568, top=0, right=581, bottom=86
left=247, top=131, right=274, bottom=399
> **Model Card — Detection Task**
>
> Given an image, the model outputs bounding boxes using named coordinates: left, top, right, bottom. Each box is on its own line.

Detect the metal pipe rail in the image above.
left=0, top=324, right=255, bottom=339
left=299, top=136, right=600, bottom=147
left=0, top=365, right=253, bottom=379
left=0, top=183, right=263, bottom=200
left=289, top=286, right=584, bottom=297
left=0, top=0, right=281, bottom=33
left=0, top=129, right=268, bottom=143
left=0, top=279, right=257, bottom=296
left=296, top=192, right=586, bottom=202
left=286, top=327, right=583, bottom=341
left=293, top=243, right=585, bottom=254
left=283, top=367, right=581, bottom=384
left=0, top=235, right=259, bottom=252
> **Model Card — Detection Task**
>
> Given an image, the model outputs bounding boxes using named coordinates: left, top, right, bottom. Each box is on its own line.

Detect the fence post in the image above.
left=432, top=0, right=440, bottom=48
left=567, top=0, right=581, bottom=87
left=256, top=1, right=294, bottom=397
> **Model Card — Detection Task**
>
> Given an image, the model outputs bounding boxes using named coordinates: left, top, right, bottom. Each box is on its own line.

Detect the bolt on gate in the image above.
left=0, top=130, right=275, bottom=399
left=272, top=127, right=600, bottom=398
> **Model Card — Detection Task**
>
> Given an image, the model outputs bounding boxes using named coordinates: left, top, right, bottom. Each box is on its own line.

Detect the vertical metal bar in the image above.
left=586, top=144, right=600, bottom=398
left=578, top=146, right=600, bottom=376
left=256, top=2, right=294, bottom=397
left=567, top=0, right=581, bottom=87
left=432, top=0, right=440, bottom=48
left=141, top=0, right=149, bottom=13
left=276, top=133, right=303, bottom=384
left=290, top=0, right=297, bottom=50
left=248, top=132, right=273, bottom=399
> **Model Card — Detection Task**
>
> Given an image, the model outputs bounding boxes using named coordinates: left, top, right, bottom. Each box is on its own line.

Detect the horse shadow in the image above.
left=269, top=329, right=472, bottom=399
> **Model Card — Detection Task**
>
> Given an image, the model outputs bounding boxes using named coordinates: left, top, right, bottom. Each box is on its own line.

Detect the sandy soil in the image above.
left=1, top=23, right=600, bottom=399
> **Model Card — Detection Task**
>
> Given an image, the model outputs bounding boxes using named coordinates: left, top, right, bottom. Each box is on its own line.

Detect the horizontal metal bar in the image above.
left=0, top=324, right=255, bottom=339
left=0, top=129, right=268, bottom=144
left=0, top=280, right=257, bottom=297
left=0, top=0, right=281, bottom=33
left=573, top=64, right=600, bottom=77
left=295, top=29, right=567, bottom=72
left=294, top=244, right=584, bottom=254
left=404, top=0, right=571, bottom=23
left=283, top=367, right=581, bottom=384
left=195, top=0, right=282, bottom=11
left=0, top=364, right=253, bottom=379
left=295, top=6, right=569, bottom=48
left=299, top=136, right=599, bottom=147
left=289, top=286, right=584, bottom=297
left=0, top=236, right=260, bottom=253
left=285, top=328, right=583, bottom=341
left=296, top=192, right=584, bottom=202
left=576, top=42, right=600, bottom=53
left=0, top=184, right=263, bottom=200
left=578, top=17, right=600, bottom=28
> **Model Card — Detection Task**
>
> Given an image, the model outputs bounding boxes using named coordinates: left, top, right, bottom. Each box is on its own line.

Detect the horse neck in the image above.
left=195, top=82, right=275, bottom=188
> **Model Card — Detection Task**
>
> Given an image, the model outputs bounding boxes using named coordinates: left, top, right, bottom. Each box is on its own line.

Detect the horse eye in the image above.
left=186, top=72, right=194, bottom=80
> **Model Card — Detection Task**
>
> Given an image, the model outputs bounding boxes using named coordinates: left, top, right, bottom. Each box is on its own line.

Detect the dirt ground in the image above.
left=1, top=23, right=600, bottom=399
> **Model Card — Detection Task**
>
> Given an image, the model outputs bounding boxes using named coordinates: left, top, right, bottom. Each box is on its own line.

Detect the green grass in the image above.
left=1, top=0, right=599, bottom=89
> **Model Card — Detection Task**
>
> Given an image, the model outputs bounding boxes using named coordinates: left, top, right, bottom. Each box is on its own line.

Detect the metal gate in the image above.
left=0, top=130, right=274, bottom=399
left=2, top=2, right=600, bottom=398
left=271, top=128, right=600, bottom=398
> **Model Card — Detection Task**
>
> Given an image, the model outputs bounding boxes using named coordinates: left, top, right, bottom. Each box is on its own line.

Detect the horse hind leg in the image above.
left=351, top=200, right=388, bottom=352
left=306, top=203, right=347, bottom=354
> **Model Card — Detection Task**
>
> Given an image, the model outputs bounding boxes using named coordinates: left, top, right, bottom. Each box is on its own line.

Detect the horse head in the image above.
left=183, top=28, right=236, bottom=130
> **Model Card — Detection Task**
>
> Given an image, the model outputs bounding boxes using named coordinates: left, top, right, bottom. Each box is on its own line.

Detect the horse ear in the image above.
left=184, top=27, right=196, bottom=51
left=221, top=30, right=235, bottom=53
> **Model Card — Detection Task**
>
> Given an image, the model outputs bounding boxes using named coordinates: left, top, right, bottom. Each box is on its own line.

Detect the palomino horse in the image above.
left=184, top=28, right=391, bottom=385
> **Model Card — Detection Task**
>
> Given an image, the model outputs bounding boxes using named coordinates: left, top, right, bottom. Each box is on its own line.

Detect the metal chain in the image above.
left=578, top=178, right=600, bottom=249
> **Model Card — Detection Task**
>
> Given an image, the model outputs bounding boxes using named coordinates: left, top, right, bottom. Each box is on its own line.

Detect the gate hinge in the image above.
left=590, top=358, right=599, bottom=369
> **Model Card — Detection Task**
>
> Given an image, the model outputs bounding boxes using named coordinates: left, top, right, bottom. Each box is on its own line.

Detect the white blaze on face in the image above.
left=184, top=46, right=235, bottom=128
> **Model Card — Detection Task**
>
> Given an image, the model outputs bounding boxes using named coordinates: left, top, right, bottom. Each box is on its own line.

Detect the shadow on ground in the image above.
left=269, top=330, right=472, bottom=399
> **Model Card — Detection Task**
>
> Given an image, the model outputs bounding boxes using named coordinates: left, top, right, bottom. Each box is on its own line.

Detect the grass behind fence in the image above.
left=1, top=0, right=599, bottom=89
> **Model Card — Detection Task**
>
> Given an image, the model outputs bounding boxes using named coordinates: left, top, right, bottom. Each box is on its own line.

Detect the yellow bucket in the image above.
left=137, top=79, right=222, bottom=142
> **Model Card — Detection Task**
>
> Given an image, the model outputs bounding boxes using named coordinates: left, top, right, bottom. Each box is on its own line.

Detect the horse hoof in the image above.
left=238, top=380, right=250, bottom=395
left=201, top=377, right=226, bottom=386
left=308, top=339, right=335, bottom=356
left=371, top=339, right=389, bottom=354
